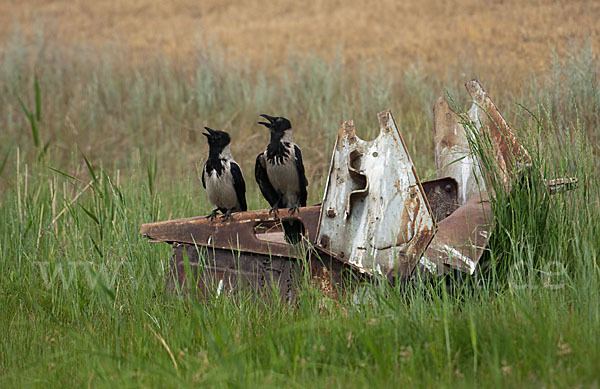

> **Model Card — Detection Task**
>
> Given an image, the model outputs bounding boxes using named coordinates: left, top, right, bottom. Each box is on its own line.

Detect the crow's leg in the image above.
left=220, top=209, right=233, bottom=221
left=269, top=197, right=282, bottom=217
left=269, top=206, right=280, bottom=217
left=206, top=209, right=219, bottom=222
left=288, top=204, right=301, bottom=215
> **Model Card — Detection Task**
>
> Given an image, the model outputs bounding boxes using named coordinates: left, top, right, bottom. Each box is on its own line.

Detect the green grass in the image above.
left=1, top=36, right=599, bottom=387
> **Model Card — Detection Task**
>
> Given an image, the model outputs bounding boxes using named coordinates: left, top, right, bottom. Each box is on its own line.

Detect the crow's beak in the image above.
left=203, top=126, right=214, bottom=137
left=258, top=114, right=276, bottom=128
left=259, top=114, right=276, bottom=122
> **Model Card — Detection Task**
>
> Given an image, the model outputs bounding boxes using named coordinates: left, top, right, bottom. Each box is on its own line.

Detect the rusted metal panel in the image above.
left=418, top=192, right=492, bottom=275
left=315, top=111, right=435, bottom=278
left=167, top=243, right=300, bottom=300
left=425, top=80, right=573, bottom=277
left=166, top=241, right=357, bottom=301
left=142, top=206, right=358, bottom=299
left=140, top=206, right=321, bottom=259
left=434, top=96, right=486, bottom=205
left=428, top=79, right=531, bottom=276
left=417, top=177, right=577, bottom=277
left=465, top=80, right=532, bottom=190
left=435, top=80, right=534, bottom=203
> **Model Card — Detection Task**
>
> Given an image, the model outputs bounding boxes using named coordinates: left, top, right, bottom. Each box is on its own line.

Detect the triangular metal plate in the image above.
left=316, top=111, right=435, bottom=278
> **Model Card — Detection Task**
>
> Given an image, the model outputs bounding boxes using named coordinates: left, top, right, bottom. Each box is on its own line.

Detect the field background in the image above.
left=1, top=0, right=600, bottom=387
left=4, top=0, right=599, bottom=76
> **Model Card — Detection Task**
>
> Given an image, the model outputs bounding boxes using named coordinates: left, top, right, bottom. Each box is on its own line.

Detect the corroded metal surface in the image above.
left=465, top=80, right=532, bottom=190
left=140, top=206, right=321, bottom=259
left=418, top=191, right=492, bottom=275
left=425, top=80, right=533, bottom=276
left=547, top=177, right=578, bottom=195
left=435, top=80, right=534, bottom=203
left=143, top=206, right=356, bottom=299
left=141, top=176, right=460, bottom=295
left=167, top=241, right=356, bottom=301
left=167, top=242, right=300, bottom=300
left=315, top=111, right=435, bottom=278
left=434, top=96, right=486, bottom=205
left=426, top=80, right=578, bottom=277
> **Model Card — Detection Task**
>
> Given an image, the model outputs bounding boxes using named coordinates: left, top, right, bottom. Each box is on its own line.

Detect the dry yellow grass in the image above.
left=3, top=0, right=599, bottom=86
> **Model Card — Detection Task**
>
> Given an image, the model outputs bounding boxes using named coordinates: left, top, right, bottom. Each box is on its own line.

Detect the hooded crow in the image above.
left=202, top=127, right=247, bottom=221
left=255, top=114, right=308, bottom=216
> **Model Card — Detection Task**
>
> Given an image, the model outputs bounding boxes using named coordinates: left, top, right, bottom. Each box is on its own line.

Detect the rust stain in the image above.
left=433, top=96, right=467, bottom=156
left=422, top=191, right=492, bottom=275
left=140, top=205, right=321, bottom=259
left=547, top=177, right=578, bottom=194
left=316, top=110, right=435, bottom=277
left=466, top=79, right=532, bottom=190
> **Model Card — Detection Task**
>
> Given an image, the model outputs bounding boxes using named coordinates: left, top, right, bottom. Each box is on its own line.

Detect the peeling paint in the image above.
left=315, top=111, right=435, bottom=277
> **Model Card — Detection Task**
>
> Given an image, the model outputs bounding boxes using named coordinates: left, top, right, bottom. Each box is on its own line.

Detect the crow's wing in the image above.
left=230, top=161, right=247, bottom=211
left=255, top=152, right=279, bottom=207
left=201, top=162, right=206, bottom=189
left=294, top=145, right=308, bottom=207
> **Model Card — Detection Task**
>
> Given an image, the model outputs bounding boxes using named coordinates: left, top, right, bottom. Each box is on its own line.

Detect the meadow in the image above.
left=1, top=31, right=600, bottom=387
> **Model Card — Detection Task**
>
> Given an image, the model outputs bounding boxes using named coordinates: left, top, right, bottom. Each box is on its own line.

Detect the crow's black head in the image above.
left=203, top=127, right=231, bottom=150
left=258, top=114, right=292, bottom=133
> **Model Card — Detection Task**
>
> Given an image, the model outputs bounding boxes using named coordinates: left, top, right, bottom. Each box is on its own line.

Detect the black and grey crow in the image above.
left=202, top=127, right=247, bottom=221
left=255, top=114, right=308, bottom=216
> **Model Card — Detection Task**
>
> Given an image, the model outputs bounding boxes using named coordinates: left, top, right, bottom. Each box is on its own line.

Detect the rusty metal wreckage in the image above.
left=140, top=80, right=578, bottom=300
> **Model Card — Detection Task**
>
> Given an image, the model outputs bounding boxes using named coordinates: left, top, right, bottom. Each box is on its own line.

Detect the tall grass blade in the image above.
left=17, top=95, right=39, bottom=147
left=34, top=73, right=42, bottom=122
left=0, top=150, right=9, bottom=177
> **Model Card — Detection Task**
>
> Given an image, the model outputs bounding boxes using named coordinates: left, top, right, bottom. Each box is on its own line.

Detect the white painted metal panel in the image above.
left=316, top=111, right=435, bottom=278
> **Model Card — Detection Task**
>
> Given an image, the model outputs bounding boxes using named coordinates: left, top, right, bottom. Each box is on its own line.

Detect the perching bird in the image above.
left=255, top=114, right=308, bottom=216
left=202, top=127, right=247, bottom=221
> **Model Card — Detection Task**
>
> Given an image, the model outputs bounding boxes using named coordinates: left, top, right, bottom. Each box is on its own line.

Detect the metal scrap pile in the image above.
left=140, top=80, right=576, bottom=299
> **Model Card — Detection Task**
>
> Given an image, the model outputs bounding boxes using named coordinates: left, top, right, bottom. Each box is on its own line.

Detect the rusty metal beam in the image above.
left=140, top=206, right=321, bottom=259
